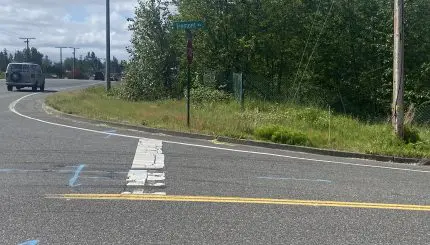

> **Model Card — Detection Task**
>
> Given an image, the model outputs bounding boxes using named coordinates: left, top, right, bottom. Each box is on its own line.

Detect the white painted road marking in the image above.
left=131, top=139, right=164, bottom=170
left=127, top=170, right=148, bottom=186
left=124, top=138, right=166, bottom=194
left=9, top=92, right=430, bottom=174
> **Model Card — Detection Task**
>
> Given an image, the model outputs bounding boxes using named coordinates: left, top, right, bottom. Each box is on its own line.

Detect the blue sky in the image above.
left=68, top=5, right=88, bottom=22
left=0, top=0, right=137, bottom=62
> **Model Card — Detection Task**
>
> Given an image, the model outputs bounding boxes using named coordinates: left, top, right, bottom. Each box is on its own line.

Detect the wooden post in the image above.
left=393, top=0, right=405, bottom=138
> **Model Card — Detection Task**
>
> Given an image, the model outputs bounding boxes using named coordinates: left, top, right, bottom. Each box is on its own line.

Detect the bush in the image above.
left=255, top=125, right=312, bottom=146
left=190, top=84, right=231, bottom=104
left=118, top=61, right=167, bottom=101
left=271, top=129, right=312, bottom=146
left=404, top=126, right=421, bottom=144
left=254, top=125, right=279, bottom=140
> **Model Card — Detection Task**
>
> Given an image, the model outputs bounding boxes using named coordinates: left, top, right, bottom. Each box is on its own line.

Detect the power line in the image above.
left=291, top=2, right=322, bottom=93
left=292, top=0, right=335, bottom=103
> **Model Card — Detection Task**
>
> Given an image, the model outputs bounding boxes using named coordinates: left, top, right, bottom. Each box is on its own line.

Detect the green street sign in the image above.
left=173, top=21, right=204, bottom=30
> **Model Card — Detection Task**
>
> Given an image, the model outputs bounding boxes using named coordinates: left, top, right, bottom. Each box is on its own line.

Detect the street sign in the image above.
left=173, top=21, right=204, bottom=128
left=173, top=21, right=204, bottom=30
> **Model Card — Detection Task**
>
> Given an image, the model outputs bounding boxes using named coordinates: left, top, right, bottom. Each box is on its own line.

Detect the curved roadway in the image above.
left=1, top=79, right=429, bottom=244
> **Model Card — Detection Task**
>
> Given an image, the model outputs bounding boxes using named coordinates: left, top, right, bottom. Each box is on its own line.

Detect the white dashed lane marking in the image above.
left=123, top=138, right=166, bottom=195
left=127, top=170, right=148, bottom=186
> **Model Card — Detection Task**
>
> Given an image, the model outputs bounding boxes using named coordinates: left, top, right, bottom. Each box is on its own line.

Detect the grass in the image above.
left=45, top=85, right=430, bottom=158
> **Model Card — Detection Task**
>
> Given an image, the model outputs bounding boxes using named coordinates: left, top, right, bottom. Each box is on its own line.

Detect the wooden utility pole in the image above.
left=393, top=0, right=404, bottom=138
left=69, top=47, right=80, bottom=79
left=19, top=37, right=35, bottom=62
left=55, top=47, right=67, bottom=78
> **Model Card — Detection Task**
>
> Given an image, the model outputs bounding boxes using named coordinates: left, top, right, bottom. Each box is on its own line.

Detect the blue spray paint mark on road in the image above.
left=18, top=240, right=39, bottom=245
left=69, top=164, right=86, bottom=187
left=104, top=130, right=117, bottom=138
left=0, top=169, right=14, bottom=172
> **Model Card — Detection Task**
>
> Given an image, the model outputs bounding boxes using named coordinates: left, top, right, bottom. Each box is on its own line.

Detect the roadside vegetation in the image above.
left=46, top=86, right=430, bottom=158
left=47, top=0, right=430, bottom=158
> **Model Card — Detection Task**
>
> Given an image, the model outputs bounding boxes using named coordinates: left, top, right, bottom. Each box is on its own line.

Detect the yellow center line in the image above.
left=46, top=194, right=430, bottom=212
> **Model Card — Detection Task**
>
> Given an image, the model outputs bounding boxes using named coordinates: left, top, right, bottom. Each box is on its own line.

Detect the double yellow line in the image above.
left=46, top=194, right=430, bottom=212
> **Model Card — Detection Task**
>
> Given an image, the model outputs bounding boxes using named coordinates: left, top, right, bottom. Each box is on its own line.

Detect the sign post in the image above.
left=186, top=30, right=193, bottom=128
left=173, top=21, right=204, bottom=128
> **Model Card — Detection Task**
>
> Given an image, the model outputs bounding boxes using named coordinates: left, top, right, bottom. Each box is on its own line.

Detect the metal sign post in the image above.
left=173, top=21, right=204, bottom=128
left=186, top=29, right=193, bottom=128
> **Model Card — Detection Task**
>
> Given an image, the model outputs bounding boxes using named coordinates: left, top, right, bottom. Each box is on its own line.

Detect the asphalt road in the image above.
left=0, top=79, right=429, bottom=245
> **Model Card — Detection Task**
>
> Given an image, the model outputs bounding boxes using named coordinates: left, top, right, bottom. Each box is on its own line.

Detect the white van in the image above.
left=5, top=62, right=45, bottom=92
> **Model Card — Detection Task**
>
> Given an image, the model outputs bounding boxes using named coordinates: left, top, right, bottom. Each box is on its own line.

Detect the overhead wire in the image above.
left=292, top=0, right=336, bottom=102
left=291, top=1, right=321, bottom=94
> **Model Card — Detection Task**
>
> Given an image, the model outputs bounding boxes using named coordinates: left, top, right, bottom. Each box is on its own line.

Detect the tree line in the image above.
left=122, top=0, right=430, bottom=119
left=0, top=48, right=126, bottom=79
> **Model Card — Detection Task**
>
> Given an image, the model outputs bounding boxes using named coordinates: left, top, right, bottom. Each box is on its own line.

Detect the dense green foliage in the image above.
left=123, top=0, right=430, bottom=119
left=121, top=0, right=179, bottom=101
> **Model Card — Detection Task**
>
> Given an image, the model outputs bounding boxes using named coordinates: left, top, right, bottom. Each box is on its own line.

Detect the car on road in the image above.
left=91, top=72, right=105, bottom=81
left=110, top=74, right=119, bottom=81
left=5, top=62, right=45, bottom=92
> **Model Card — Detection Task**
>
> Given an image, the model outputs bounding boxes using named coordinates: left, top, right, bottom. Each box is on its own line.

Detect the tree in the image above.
left=28, top=47, right=44, bottom=65
left=170, top=0, right=430, bottom=118
left=111, top=56, right=120, bottom=74
left=42, top=55, right=51, bottom=72
left=14, top=50, right=25, bottom=62
left=0, top=47, right=123, bottom=79
left=121, top=0, right=178, bottom=100
left=0, top=49, right=12, bottom=71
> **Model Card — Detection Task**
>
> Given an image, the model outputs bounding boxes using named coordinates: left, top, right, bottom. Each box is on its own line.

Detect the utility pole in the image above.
left=55, top=47, right=67, bottom=79
left=106, top=0, right=111, bottom=91
left=69, top=47, right=80, bottom=79
left=393, top=0, right=405, bottom=139
left=19, top=37, right=35, bottom=62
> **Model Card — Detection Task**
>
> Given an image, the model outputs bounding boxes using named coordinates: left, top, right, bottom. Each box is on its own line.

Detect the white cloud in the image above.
left=0, top=0, right=136, bottom=62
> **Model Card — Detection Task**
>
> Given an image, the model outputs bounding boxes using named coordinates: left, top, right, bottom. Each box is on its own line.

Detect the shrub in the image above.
left=190, top=84, right=231, bottom=104
left=254, top=125, right=279, bottom=140
left=255, top=125, right=312, bottom=146
left=404, top=126, right=420, bottom=144
left=271, top=129, right=312, bottom=146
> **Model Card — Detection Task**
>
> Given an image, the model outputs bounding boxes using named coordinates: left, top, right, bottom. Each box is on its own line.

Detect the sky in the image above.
left=0, top=0, right=138, bottom=62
